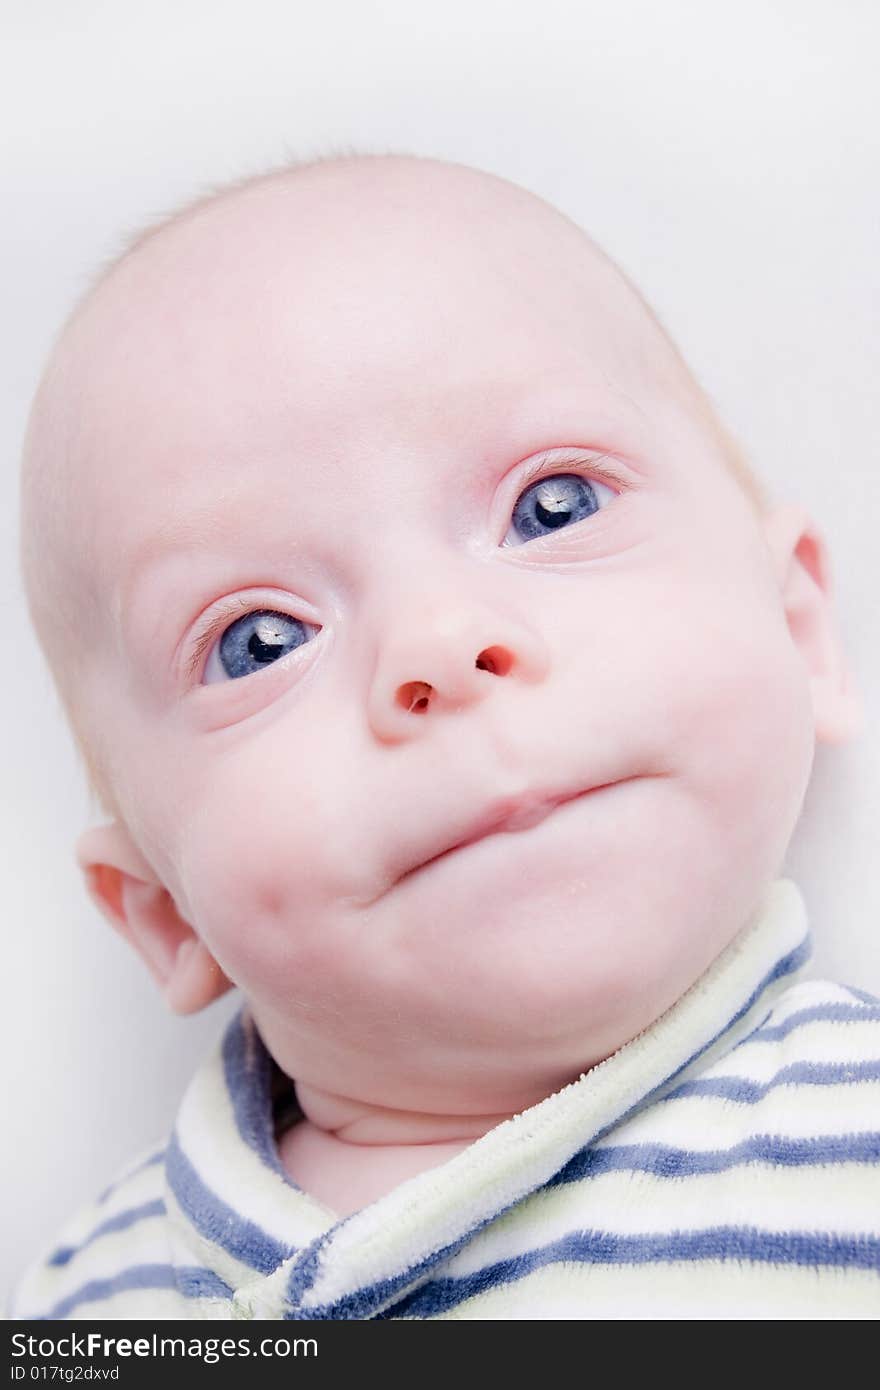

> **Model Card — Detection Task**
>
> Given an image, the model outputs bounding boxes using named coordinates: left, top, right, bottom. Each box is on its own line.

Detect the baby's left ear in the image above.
left=761, top=502, right=864, bottom=744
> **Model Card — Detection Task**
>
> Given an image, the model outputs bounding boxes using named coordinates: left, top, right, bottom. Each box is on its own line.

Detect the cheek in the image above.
left=627, top=566, right=814, bottom=843
left=170, top=751, right=353, bottom=991
left=551, top=546, right=814, bottom=835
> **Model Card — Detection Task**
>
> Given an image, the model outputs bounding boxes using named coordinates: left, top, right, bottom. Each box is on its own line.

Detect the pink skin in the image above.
left=63, top=161, right=860, bottom=1212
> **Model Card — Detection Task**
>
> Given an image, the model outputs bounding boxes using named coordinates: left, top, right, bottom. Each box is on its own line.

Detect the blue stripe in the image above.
left=550, top=1131, right=880, bottom=1185
left=38, top=1264, right=232, bottom=1320
left=97, top=1149, right=164, bottom=1205
left=662, top=1060, right=880, bottom=1106
left=845, top=985, right=880, bottom=1007
left=387, top=1227, right=880, bottom=1318
left=746, top=1002, right=880, bottom=1042
left=166, top=1131, right=296, bottom=1274
left=223, top=1011, right=291, bottom=1178
left=48, top=1199, right=166, bottom=1266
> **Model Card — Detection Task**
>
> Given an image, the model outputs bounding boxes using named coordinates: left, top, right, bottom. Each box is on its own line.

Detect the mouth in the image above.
left=394, top=781, right=618, bottom=890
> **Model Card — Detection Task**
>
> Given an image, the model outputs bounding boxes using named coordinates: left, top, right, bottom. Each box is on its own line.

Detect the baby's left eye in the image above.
left=503, top=472, right=615, bottom=545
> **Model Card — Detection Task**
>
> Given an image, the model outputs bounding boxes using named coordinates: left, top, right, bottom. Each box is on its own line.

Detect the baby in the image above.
left=12, top=151, right=880, bottom=1320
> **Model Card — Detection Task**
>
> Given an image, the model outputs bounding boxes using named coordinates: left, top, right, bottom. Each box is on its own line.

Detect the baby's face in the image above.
left=64, top=164, right=818, bottom=1112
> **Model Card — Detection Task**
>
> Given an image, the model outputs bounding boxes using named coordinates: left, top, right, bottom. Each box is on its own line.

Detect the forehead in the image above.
left=58, top=164, right=687, bottom=584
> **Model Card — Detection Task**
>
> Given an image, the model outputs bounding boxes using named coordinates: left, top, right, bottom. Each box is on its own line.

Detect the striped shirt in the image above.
left=10, top=878, right=880, bottom=1319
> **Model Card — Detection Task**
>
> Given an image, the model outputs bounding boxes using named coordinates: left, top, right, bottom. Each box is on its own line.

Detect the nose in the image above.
left=365, top=596, right=551, bottom=744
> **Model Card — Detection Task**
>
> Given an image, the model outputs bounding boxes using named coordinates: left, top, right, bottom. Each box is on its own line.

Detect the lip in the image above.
left=395, top=781, right=617, bottom=888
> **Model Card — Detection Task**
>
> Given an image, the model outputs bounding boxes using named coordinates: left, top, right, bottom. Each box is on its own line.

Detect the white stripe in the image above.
left=763, top=977, right=873, bottom=1018
left=599, top=1076, right=880, bottom=1150
left=95, top=1143, right=165, bottom=1208
left=736, top=1018, right=880, bottom=1066
left=690, top=1035, right=880, bottom=1088
left=94, top=1155, right=166, bottom=1222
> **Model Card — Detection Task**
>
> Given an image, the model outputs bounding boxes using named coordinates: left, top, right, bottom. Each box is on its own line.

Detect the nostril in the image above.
left=476, top=646, right=513, bottom=676
left=398, top=680, right=432, bottom=714
left=395, top=647, right=512, bottom=715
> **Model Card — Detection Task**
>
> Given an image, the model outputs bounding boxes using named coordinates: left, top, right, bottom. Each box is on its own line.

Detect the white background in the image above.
left=3, top=0, right=878, bottom=1302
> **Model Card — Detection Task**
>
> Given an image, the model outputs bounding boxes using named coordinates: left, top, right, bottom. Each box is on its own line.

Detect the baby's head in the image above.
left=20, top=153, right=862, bottom=1115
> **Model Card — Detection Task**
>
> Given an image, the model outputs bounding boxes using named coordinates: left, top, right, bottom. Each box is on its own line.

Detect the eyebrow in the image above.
left=124, top=504, right=243, bottom=585
left=118, top=498, right=277, bottom=640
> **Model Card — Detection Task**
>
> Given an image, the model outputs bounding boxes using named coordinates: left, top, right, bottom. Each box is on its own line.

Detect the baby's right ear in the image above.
left=74, top=822, right=233, bottom=1015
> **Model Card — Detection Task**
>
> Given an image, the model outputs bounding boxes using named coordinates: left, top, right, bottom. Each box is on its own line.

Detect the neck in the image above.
left=292, top=1079, right=515, bottom=1146
left=277, top=1080, right=520, bottom=1217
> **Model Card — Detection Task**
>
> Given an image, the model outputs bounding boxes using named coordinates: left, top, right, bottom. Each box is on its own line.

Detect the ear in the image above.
left=74, top=822, right=234, bottom=1015
left=761, top=502, right=864, bottom=745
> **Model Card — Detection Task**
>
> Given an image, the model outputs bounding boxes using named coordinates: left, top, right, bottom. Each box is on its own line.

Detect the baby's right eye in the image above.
left=203, top=609, right=320, bottom=684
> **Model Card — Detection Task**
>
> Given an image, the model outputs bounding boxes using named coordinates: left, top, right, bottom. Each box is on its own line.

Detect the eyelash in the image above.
left=186, top=596, right=258, bottom=681
left=185, top=450, right=627, bottom=682
left=513, top=447, right=627, bottom=501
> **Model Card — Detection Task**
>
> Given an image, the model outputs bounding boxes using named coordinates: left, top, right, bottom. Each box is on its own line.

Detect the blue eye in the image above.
left=203, top=609, right=318, bottom=683
left=505, top=472, right=608, bottom=544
